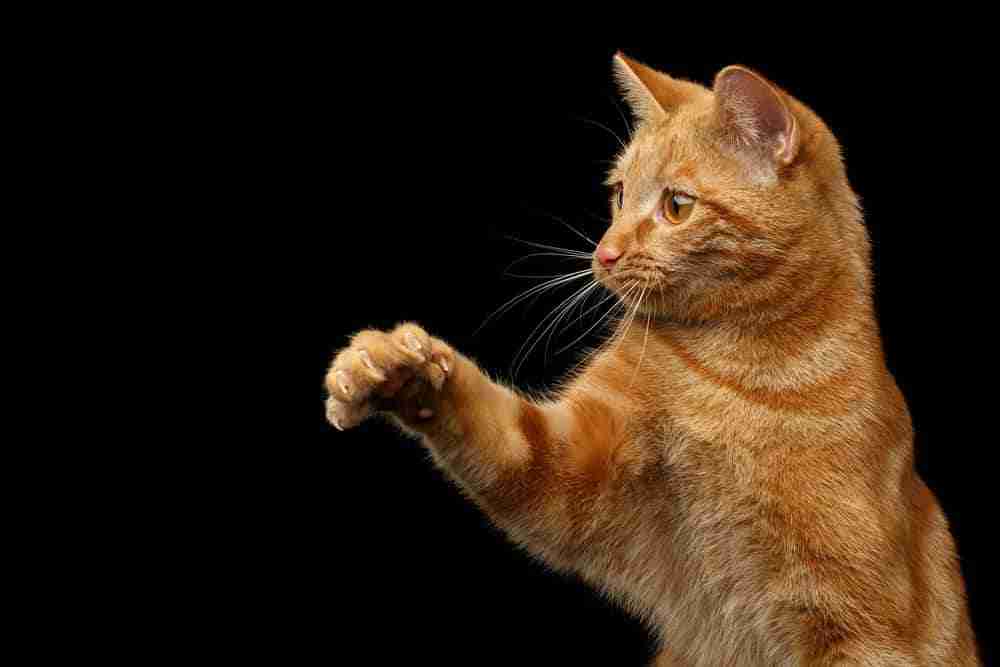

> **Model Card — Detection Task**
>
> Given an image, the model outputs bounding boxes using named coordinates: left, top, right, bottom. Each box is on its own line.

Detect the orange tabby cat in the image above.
left=325, top=54, right=979, bottom=665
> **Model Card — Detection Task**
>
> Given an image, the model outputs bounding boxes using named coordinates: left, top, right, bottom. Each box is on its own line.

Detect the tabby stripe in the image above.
left=662, top=332, right=864, bottom=414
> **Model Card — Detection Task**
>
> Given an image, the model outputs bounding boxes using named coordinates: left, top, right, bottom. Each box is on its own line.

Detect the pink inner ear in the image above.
left=714, top=67, right=798, bottom=164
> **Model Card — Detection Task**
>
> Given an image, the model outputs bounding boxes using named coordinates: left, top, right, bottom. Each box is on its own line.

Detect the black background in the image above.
left=209, top=36, right=997, bottom=665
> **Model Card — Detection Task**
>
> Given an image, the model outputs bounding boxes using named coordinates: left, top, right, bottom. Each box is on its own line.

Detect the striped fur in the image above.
left=325, top=55, right=979, bottom=665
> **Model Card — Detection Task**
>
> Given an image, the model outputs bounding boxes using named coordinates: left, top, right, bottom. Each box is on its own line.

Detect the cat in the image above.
left=325, top=53, right=980, bottom=665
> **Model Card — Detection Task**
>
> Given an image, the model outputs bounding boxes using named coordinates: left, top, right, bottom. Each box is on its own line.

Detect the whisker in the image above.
left=554, top=285, right=629, bottom=355
left=630, top=306, right=654, bottom=389
left=580, top=209, right=611, bottom=226
left=555, top=280, right=639, bottom=368
left=601, top=281, right=639, bottom=332
left=580, top=281, right=640, bottom=359
left=617, top=281, right=648, bottom=349
left=574, top=115, right=627, bottom=151
left=607, top=94, right=634, bottom=141
left=503, top=252, right=589, bottom=276
left=541, top=213, right=598, bottom=248
left=505, top=271, right=591, bottom=279
left=512, top=279, right=598, bottom=376
left=569, top=285, right=617, bottom=326
left=543, top=280, right=603, bottom=360
left=516, top=205, right=602, bottom=252
left=505, top=236, right=592, bottom=258
left=571, top=280, right=641, bottom=367
left=475, top=268, right=592, bottom=334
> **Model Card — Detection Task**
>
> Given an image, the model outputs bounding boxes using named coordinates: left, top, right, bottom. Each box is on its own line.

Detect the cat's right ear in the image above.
left=612, top=52, right=699, bottom=122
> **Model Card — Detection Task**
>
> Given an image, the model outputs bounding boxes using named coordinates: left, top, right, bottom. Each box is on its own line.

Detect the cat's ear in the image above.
left=712, top=66, right=800, bottom=167
left=613, top=52, right=699, bottom=122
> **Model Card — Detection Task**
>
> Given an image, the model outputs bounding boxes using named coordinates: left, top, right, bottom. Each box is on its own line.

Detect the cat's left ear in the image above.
left=712, top=66, right=800, bottom=167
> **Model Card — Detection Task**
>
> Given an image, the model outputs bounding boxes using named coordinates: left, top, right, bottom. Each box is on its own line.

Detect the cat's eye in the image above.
left=660, top=189, right=696, bottom=224
left=612, top=182, right=624, bottom=210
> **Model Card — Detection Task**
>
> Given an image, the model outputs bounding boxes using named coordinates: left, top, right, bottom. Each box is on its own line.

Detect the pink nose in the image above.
left=595, top=245, right=622, bottom=268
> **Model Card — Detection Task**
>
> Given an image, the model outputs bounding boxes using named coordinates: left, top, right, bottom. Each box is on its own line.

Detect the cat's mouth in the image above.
left=592, top=252, right=679, bottom=310
left=603, top=264, right=670, bottom=290
left=596, top=268, right=665, bottom=311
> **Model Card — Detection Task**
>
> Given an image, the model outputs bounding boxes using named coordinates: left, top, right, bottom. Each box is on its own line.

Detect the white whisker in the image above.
left=607, top=93, right=634, bottom=142
left=555, top=284, right=632, bottom=355
left=617, top=281, right=648, bottom=350
left=475, top=268, right=592, bottom=334
left=630, top=307, right=654, bottom=389
left=512, top=279, right=598, bottom=377
left=575, top=115, right=627, bottom=151
left=543, top=280, right=603, bottom=360
left=503, top=252, right=589, bottom=276
left=544, top=213, right=598, bottom=248
left=505, top=236, right=592, bottom=258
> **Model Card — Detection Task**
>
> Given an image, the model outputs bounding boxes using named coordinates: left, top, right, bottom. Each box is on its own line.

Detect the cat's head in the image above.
left=595, top=53, right=862, bottom=324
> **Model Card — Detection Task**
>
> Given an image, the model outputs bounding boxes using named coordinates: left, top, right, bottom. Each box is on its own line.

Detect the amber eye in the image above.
left=661, top=190, right=696, bottom=224
left=612, top=182, right=624, bottom=210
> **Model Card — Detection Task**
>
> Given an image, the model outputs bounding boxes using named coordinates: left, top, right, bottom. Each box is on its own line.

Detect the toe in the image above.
left=356, top=349, right=387, bottom=382
left=392, top=323, right=431, bottom=362
left=328, top=369, right=355, bottom=401
left=325, top=396, right=372, bottom=430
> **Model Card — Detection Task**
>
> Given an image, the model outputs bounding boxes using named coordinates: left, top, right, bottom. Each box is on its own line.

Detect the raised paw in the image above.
left=324, top=323, right=454, bottom=430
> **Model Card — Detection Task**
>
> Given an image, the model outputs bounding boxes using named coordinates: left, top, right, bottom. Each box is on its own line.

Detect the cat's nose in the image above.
left=595, top=244, right=622, bottom=268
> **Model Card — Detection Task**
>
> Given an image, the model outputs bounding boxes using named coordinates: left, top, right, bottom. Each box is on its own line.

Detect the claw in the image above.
left=336, top=370, right=352, bottom=397
left=404, top=332, right=423, bottom=353
left=401, top=333, right=427, bottom=362
left=358, top=350, right=384, bottom=378
left=438, top=357, right=450, bottom=374
left=326, top=401, right=344, bottom=431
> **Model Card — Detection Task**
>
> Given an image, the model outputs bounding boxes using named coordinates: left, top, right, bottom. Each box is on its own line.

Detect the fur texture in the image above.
left=325, top=54, right=979, bottom=665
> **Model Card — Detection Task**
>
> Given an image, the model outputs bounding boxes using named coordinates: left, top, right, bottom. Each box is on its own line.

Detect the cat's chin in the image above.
left=602, top=281, right=681, bottom=324
left=601, top=269, right=660, bottom=289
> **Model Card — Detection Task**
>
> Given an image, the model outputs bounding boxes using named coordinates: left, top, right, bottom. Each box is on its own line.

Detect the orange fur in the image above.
left=325, top=54, right=980, bottom=664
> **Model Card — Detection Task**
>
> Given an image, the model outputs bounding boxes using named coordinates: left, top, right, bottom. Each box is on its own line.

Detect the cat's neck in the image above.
left=622, top=261, right=882, bottom=394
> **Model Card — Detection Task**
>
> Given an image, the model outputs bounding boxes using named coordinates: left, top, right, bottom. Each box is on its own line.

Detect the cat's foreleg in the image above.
left=325, top=323, right=623, bottom=561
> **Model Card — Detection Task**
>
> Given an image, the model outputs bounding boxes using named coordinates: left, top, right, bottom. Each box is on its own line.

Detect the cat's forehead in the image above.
left=611, top=111, right=740, bottom=194
left=610, top=125, right=664, bottom=181
left=612, top=119, right=695, bottom=183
